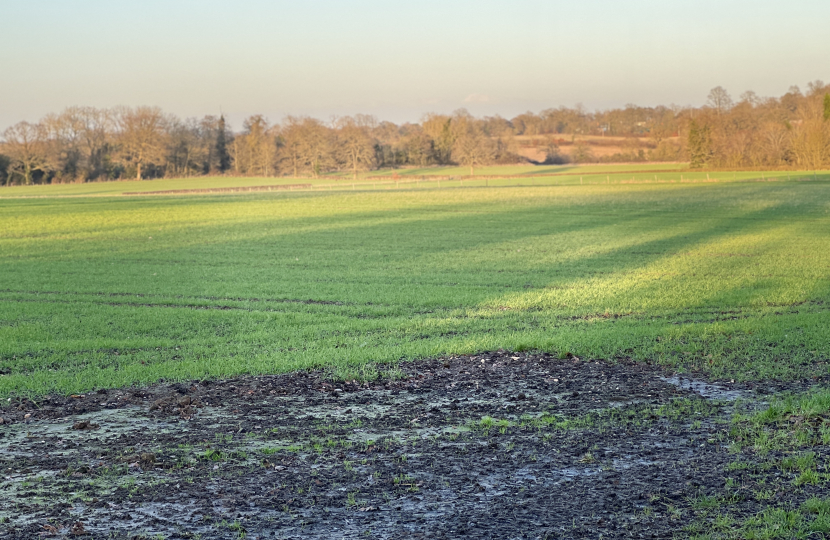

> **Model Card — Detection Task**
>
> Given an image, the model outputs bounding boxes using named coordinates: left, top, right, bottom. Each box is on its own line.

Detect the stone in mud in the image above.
left=171, top=383, right=190, bottom=394
left=71, top=420, right=99, bottom=430
left=121, top=452, right=155, bottom=468
left=149, top=396, right=177, bottom=411
left=149, top=394, right=202, bottom=418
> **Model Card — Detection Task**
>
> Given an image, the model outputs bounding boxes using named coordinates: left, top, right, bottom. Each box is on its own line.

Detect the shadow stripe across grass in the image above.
left=1, top=181, right=830, bottom=397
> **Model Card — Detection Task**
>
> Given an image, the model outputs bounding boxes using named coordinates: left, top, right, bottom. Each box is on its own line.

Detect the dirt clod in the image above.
left=70, top=420, right=99, bottom=430
left=149, top=396, right=176, bottom=411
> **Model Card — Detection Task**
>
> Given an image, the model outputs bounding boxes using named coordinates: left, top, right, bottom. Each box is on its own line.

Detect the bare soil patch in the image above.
left=0, top=353, right=817, bottom=539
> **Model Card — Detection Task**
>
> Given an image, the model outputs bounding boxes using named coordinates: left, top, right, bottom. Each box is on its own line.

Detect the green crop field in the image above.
left=2, top=175, right=830, bottom=398
left=2, top=163, right=821, bottom=199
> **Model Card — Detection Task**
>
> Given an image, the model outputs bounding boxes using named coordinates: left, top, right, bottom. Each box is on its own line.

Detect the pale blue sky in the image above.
left=1, top=0, right=828, bottom=130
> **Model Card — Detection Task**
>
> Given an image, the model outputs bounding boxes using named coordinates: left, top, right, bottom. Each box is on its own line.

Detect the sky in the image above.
left=1, top=0, right=829, bottom=131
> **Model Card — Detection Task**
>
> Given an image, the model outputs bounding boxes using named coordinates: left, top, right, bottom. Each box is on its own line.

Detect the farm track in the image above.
left=2, top=352, right=827, bottom=539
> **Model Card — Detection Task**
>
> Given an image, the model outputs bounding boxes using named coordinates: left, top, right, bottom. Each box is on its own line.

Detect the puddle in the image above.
left=661, top=376, right=750, bottom=401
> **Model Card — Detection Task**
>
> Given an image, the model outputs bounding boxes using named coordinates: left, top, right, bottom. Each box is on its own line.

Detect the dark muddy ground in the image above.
left=0, top=352, right=827, bottom=539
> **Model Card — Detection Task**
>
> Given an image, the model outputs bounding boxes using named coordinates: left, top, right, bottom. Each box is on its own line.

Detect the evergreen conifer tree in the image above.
left=688, top=119, right=712, bottom=168
left=823, top=94, right=830, bottom=121
left=216, top=115, right=231, bottom=173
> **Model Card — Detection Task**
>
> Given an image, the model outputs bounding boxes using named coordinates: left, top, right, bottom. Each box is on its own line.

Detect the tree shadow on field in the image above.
left=513, top=165, right=581, bottom=176
left=3, top=188, right=830, bottom=395
left=1, top=183, right=822, bottom=304
left=1, top=189, right=570, bottom=244
left=3, top=190, right=616, bottom=264
left=2, top=188, right=811, bottom=318
left=471, top=201, right=813, bottom=315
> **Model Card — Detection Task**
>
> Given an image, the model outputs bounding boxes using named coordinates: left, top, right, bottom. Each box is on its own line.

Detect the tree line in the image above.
left=687, top=83, right=830, bottom=170
left=2, top=81, right=829, bottom=185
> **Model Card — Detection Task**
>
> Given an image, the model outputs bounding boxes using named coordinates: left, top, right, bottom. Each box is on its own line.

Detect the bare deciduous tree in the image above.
left=275, top=117, right=334, bottom=177
left=807, top=80, right=828, bottom=97
left=231, top=115, right=274, bottom=176
left=75, top=107, right=114, bottom=180
left=789, top=101, right=830, bottom=170
left=115, top=106, right=168, bottom=180
left=167, top=118, right=207, bottom=177
left=2, top=121, right=48, bottom=185
left=297, top=118, right=333, bottom=178
left=421, top=113, right=455, bottom=165
left=336, top=116, right=376, bottom=180
left=277, top=117, right=306, bottom=178
left=452, top=122, right=496, bottom=175
left=739, top=91, right=761, bottom=107
left=399, top=129, right=434, bottom=167
left=707, top=87, right=734, bottom=116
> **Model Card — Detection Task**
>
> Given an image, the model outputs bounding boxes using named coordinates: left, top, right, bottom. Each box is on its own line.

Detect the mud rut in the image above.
left=0, top=352, right=807, bottom=539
